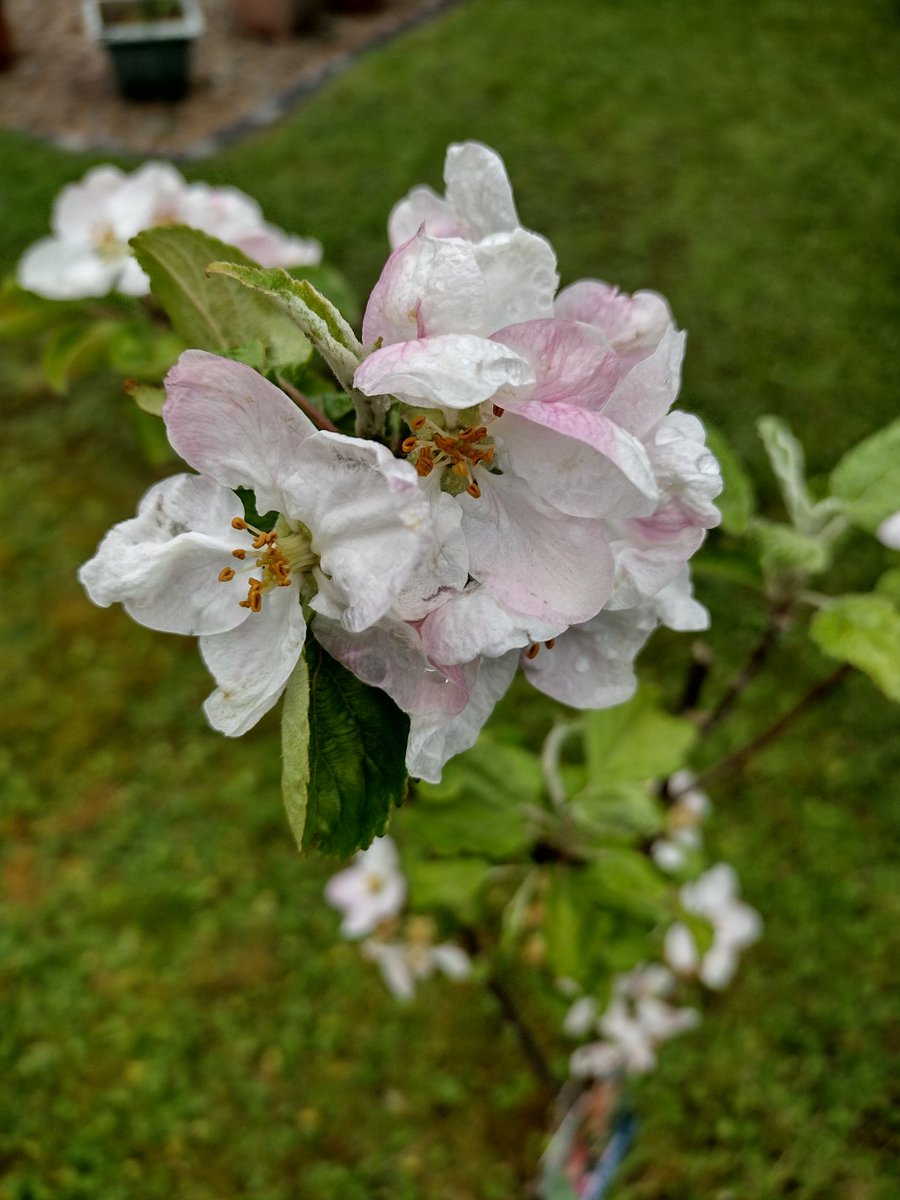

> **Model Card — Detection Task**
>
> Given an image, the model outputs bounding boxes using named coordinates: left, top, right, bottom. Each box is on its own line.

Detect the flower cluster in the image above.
left=564, top=965, right=700, bottom=1078
left=324, top=837, right=471, bottom=1001
left=78, top=141, right=720, bottom=786
left=18, top=161, right=321, bottom=300
left=664, top=863, right=762, bottom=989
left=317, top=142, right=722, bottom=781
left=650, top=769, right=711, bottom=873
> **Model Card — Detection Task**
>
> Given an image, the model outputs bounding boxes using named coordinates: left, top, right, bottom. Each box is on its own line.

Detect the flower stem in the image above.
left=487, top=973, right=561, bottom=1094
left=277, top=378, right=340, bottom=433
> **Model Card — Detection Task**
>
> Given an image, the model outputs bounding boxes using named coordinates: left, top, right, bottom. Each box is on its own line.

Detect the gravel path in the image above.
left=0, top=0, right=454, bottom=159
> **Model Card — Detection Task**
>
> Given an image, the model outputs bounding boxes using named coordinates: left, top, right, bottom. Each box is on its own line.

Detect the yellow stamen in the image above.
left=218, top=567, right=235, bottom=582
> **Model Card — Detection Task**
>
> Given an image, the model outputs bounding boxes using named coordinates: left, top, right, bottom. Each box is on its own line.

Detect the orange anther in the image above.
left=482, top=446, right=495, bottom=462
left=249, top=591, right=262, bottom=613
left=252, top=532, right=269, bottom=549
left=401, top=436, right=418, bottom=453
left=545, top=638, right=556, bottom=650
left=231, top=517, right=248, bottom=530
left=492, top=404, right=505, bottom=418
left=466, top=481, right=481, bottom=498
left=218, top=567, right=235, bottom=582
left=415, top=457, right=434, bottom=477
left=525, top=643, right=540, bottom=660
left=409, top=415, right=426, bottom=431
left=232, top=548, right=247, bottom=560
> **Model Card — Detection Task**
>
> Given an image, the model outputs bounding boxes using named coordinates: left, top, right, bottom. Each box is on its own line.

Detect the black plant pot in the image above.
left=82, top=0, right=205, bottom=101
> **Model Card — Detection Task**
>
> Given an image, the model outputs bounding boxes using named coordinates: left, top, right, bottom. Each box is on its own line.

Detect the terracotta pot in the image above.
left=232, top=0, right=323, bottom=39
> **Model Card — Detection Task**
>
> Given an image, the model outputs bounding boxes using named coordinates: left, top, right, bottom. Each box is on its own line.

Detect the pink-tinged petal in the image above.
left=602, top=327, right=686, bottom=438
left=473, top=227, right=559, bottom=327
left=200, top=582, right=306, bottom=737
left=388, top=185, right=459, bottom=248
left=232, top=226, right=322, bottom=269
left=354, top=334, right=534, bottom=411
left=606, top=525, right=706, bottom=610
left=406, top=651, right=519, bottom=783
left=492, top=319, right=620, bottom=410
left=52, top=165, right=127, bottom=242
left=78, top=474, right=253, bottom=636
left=460, top=473, right=615, bottom=626
left=17, top=238, right=124, bottom=300
left=312, top=616, right=474, bottom=720
left=282, top=433, right=427, bottom=632
left=498, top=409, right=659, bottom=519
left=164, top=351, right=316, bottom=516
left=443, top=141, right=520, bottom=239
left=555, top=280, right=674, bottom=362
left=523, top=605, right=657, bottom=709
left=362, top=230, right=488, bottom=346
left=419, top=585, right=565, bottom=666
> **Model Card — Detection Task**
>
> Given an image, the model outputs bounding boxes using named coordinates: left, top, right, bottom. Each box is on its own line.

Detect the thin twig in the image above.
left=277, top=377, right=340, bottom=433
left=676, top=640, right=715, bottom=715
left=487, top=974, right=561, bottom=1093
left=687, top=663, right=852, bottom=793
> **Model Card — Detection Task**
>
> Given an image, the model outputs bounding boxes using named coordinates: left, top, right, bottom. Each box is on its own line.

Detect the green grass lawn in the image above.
left=2, top=0, right=899, bottom=1196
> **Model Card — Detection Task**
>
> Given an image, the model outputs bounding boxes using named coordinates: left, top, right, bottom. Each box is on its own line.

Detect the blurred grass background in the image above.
left=1, top=0, right=898, bottom=1196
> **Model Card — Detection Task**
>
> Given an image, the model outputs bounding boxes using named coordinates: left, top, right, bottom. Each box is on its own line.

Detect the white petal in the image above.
left=164, top=351, right=316, bottom=516
left=354, top=334, right=534, bottom=411
left=524, top=605, right=656, bottom=710
left=52, top=165, right=128, bottom=242
left=388, top=185, right=459, bottom=248
left=200, top=583, right=306, bottom=736
left=421, top=585, right=565, bottom=666
left=392, top=489, right=469, bottom=621
left=106, top=161, right=187, bottom=240
left=431, top=943, right=472, bottom=981
left=17, top=238, right=123, bottom=300
left=287, top=433, right=427, bottom=632
left=362, top=942, right=416, bottom=1001
left=664, top=922, right=699, bottom=976
left=473, top=227, right=559, bottom=327
left=569, top=1041, right=624, bottom=1079
left=602, top=327, right=686, bottom=439
left=406, top=651, right=518, bottom=783
left=443, top=141, right=520, bottom=238
left=78, top=474, right=253, bottom=636
left=876, top=511, right=900, bottom=549
left=652, top=566, right=710, bottom=631
left=563, top=996, right=599, bottom=1038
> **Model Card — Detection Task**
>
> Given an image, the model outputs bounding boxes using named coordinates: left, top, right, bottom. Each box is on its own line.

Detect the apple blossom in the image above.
left=18, top=162, right=321, bottom=300
left=876, top=511, right=900, bottom=550
left=324, top=836, right=407, bottom=938
left=362, top=916, right=472, bottom=1002
left=79, top=351, right=429, bottom=735
left=664, top=863, right=762, bottom=989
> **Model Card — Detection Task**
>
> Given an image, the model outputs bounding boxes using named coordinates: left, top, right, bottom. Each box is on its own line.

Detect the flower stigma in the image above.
left=220, top=515, right=319, bottom=613
left=401, top=413, right=496, bottom=498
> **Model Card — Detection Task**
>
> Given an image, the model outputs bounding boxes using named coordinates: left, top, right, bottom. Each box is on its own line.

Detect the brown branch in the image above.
left=688, top=663, right=852, bottom=793
left=277, top=377, right=340, bottom=433
left=487, top=974, right=561, bottom=1094
left=698, top=605, right=792, bottom=735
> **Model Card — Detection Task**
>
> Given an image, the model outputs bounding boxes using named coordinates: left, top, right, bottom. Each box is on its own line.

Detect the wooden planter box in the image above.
left=82, top=0, right=205, bottom=101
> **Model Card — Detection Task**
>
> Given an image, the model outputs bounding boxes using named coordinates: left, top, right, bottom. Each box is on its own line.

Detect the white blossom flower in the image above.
left=323, top=836, right=407, bottom=938
left=79, top=351, right=429, bottom=735
left=876, top=511, right=900, bottom=550
left=18, top=162, right=321, bottom=300
left=362, top=916, right=471, bottom=1001
left=665, top=864, right=762, bottom=989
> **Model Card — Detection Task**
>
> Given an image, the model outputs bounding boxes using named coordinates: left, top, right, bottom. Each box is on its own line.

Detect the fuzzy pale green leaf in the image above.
left=810, top=594, right=900, bottom=702
left=830, top=418, right=900, bottom=532
left=581, top=689, right=696, bottom=786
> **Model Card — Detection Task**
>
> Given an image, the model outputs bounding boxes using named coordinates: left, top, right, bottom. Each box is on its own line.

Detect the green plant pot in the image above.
left=82, top=0, right=205, bottom=101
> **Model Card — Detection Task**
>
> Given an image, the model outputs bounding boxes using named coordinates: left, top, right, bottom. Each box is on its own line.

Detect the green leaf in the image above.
left=130, top=227, right=311, bottom=369
left=875, top=569, right=900, bottom=608
left=830, top=418, right=900, bottom=533
left=106, top=319, right=186, bottom=380
left=404, top=738, right=538, bottom=860
left=581, top=689, right=696, bottom=787
left=583, top=851, right=671, bottom=922
left=303, top=639, right=409, bottom=858
left=281, top=654, right=311, bottom=849
left=405, top=857, right=490, bottom=920
left=704, top=424, right=756, bottom=535
left=810, top=594, right=900, bottom=702
left=0, top=278, right=83, bottom=339
left=207, top=261, right=362, bottom=391
left=545, top=869, right=593, bottom=978
left=752, top=517, right=832, bottom=576
left=757, top=415, right=816, bottom=531
left=571, top=780, right=664, bottom=841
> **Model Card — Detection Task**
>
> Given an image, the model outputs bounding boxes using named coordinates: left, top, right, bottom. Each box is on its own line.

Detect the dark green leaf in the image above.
left=303, top=639, right=409, bottom=858
left=405, top=857, right=490, bottom=920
